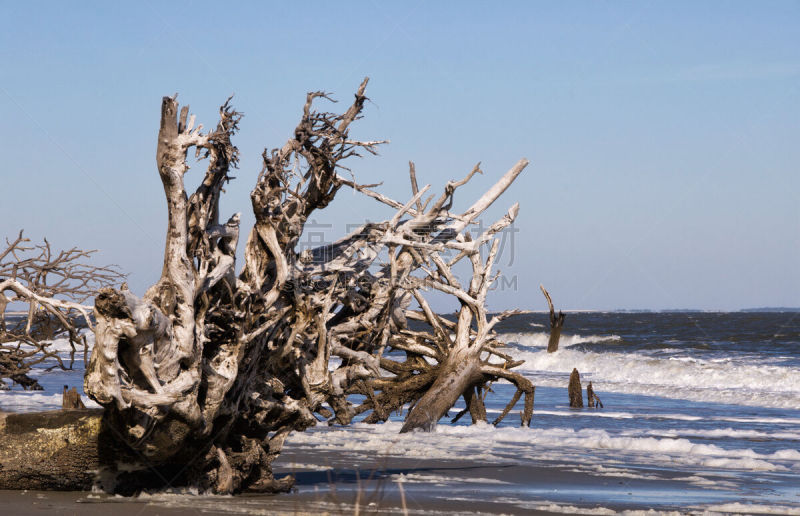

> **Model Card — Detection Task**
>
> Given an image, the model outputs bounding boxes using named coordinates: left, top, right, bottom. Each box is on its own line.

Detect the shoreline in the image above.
left=0, top=424, right=783, bottom=515
left=0, top=454, right=724, bottom=516
left=3, top=311, right=800, bottom=514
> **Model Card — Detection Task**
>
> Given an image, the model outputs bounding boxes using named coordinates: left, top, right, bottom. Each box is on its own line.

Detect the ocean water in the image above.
left=2, top=312, right=800, bottom=514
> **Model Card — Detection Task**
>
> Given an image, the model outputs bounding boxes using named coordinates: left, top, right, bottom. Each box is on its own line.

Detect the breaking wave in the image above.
left=500, top=331, right=623, bottom=348
left=498, top=333, right=800, bottom=409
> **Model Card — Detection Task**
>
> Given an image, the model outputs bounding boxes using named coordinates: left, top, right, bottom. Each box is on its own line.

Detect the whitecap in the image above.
left=497, top=339, right=800, bottom=409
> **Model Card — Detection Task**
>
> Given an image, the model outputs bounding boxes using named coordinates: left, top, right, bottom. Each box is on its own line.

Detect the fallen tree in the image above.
left=2, top=79, right=533, bottom=494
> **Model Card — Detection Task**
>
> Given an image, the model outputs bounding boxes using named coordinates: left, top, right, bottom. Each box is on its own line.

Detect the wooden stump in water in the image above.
left=568, top=368, right=583, bottom=408
left=587, top=381, right=603, bottom=408
left=540, top=285, right=566, bottom=353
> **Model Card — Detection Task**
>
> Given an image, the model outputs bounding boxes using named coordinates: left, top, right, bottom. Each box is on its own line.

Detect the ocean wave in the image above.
left=631, top=427, right=800, bottom=441
left=530, top=410, right=800, bottom=426
left=500, top=331, right=623, bottom=348
left=497, top=336, right=800, bottom=409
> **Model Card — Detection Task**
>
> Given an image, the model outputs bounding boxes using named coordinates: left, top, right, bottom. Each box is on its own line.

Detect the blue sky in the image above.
left=1, top=1, right=798, bottom=310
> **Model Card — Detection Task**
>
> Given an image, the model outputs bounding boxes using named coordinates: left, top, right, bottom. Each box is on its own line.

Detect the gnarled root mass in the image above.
left=82, top=79, right=534, bottom=494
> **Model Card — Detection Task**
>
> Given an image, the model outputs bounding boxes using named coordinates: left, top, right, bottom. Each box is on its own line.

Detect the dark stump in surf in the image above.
left=540, top=285, right=566, bottom=353
left=568, top=368, right=583, bottom=408
left=587, top=381, right=603, bottom=408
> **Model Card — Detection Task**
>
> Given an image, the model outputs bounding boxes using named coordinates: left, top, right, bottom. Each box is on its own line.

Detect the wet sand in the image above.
left=0, top=442, right=737, bottom=515
left=2, top=409, right=792, bottom=514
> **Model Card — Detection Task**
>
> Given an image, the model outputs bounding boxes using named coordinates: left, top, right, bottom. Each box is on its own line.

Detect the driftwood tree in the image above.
left=1, top=79, right=534, bottom=494
left=0, top=232, right=123, bottom=389
left=540, top=284, right=565, bottom=353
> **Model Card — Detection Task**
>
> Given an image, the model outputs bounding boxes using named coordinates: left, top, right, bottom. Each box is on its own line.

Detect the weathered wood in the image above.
left=0, top=410, right=102, bottom=490
left=587, top=381, right=603, bottom=408
left=0, top=409, right=294, bottom=494
left=568, top=368, right=583, bottom=408
left=62, top=385, right=86, bottom=409
left=6, top=80, right=536, bottom=493
left=467, top=385, right=488, bottom=424
left=522, top=387, right=535, bottom=426
left=540, top=284, right=565, bottom=353
left=1, top=231, right=124, bottom=388
left=492, top=388, right=522, bottom=426
left=401, top=348, right=482, bottom=432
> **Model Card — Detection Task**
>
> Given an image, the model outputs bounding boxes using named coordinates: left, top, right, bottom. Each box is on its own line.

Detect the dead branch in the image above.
left=540, top=284, right=565, bottom=352
left=0, top=232, right=124, bottom=389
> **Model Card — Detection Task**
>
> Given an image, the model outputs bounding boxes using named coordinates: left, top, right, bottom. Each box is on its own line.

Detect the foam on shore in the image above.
left=285, top=422, right=800, bottom=475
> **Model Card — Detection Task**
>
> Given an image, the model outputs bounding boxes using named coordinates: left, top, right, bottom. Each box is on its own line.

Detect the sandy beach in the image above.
left=0, top=447, right=731, bottom=515
left=2, top=421, right=795, bottom=515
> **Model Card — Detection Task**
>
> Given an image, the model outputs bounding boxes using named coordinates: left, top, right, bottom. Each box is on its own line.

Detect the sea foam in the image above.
left=499, top=332, right=800, bottom=409
left=285, top=422, right=800, bottom=475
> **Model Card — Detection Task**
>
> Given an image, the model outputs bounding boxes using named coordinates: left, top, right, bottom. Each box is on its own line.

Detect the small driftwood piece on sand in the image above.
left=587, top=381, right=603, bottom=408
left=568, top=368, right=583, bottom=408
left=540, top=285, right=565, bottom=353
